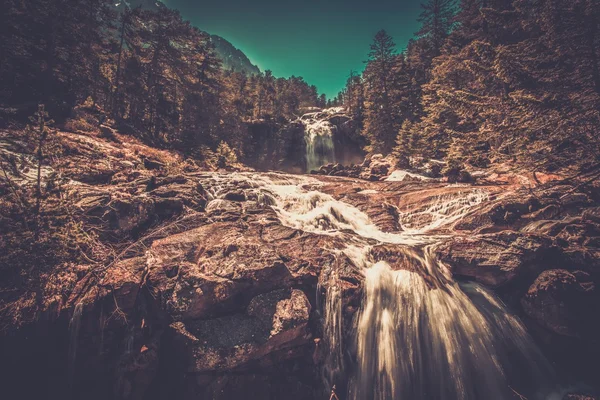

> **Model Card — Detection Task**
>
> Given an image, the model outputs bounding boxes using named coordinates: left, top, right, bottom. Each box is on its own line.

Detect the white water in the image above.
left=197, top=172, right=556, bottom=399
left=385, top=169, right=432, bottom=182
left=300, top=109, right=337, bottom=172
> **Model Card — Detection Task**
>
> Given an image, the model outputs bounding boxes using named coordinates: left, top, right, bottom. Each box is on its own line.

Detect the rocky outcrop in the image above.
left=167, top=288, right=311, bottom=374
left=439, top=232, right=555, bottom=287
left=521, top=269, right=598, bottom=338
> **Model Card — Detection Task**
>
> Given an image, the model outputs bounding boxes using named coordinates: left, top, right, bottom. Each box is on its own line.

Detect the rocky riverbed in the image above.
left=1, top=127, right=599, bottom=400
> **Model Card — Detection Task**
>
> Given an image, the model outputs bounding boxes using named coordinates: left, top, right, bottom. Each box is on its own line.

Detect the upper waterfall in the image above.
left=300, top=108, right=344, bottom=172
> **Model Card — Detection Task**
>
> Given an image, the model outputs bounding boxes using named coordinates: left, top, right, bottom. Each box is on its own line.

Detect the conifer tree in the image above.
left=416, top=0, right=456, bottom=60
left=362, top=30, right=398, bottom=154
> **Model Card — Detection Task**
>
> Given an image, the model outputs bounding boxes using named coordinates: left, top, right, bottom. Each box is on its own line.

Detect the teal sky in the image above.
left=164, top=0, right=423, bottom=99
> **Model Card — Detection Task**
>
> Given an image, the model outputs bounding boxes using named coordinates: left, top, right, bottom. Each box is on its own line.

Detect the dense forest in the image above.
left=1, top=0, right=325, bottom=165
left=3, top=0, right=598, bottom=175
left=338, top=0, right=600, bottom=175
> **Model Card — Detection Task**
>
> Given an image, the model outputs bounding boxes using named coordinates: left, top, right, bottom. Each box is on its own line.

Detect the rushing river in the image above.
left=198, top=172, right=559, bottom=400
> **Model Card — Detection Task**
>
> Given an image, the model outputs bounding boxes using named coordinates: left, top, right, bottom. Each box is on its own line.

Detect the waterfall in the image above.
left=262, top=176, right=554, bottom=399
left=301, top=110, right=336, bottom=172
left=353, top=257, right=554, bottom=400
left=319, top=268, right=345, bottom=394
left=196, top=172, right=557, bottom=399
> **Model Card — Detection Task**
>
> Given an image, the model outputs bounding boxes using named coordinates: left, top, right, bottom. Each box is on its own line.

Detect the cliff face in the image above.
left=0, top=125, right=599, bottom=399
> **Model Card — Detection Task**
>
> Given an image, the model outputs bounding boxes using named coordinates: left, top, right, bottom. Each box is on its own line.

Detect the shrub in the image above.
left=216, top=141, right=238, bottom=168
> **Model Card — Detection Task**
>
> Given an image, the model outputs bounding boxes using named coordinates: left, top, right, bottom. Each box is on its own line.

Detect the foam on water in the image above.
left=301, top=111, right=336, bottom=172
left=196, top=171, right=557, bottom=399
left=353, top=258, right=555, bottom=400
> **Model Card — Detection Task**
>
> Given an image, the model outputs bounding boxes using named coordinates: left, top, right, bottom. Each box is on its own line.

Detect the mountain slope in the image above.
left=209, top=35, right=260, bottom=75
left=118, top=0, right=260, bottom=75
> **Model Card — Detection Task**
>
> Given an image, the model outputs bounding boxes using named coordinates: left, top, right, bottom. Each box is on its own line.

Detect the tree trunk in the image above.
left=112, top=11, right=129, bottom=118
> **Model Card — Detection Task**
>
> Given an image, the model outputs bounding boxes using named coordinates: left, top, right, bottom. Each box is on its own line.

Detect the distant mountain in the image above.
left=209, top=35, right=260, bottom=75
left=114, top=0, right=163, bottom=12
left=116, top=0, right=260, bottom=76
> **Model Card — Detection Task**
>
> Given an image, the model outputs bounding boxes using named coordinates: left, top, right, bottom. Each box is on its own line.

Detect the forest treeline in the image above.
left=2, top=0, right=599, bottom=173
left=1, top=0, right=325, bottom=162
left=338, top=0, right=600, bottom=173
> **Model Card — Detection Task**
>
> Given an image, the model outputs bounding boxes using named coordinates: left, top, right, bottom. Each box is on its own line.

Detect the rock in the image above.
left=557, top=223, right=600, bottom=245
left=366, top=155, right=391, bottom=178
left=144, top=219, right=332, bottom=320
left=439, top=232, right=554, bottom=287
left=488, top=196, right=541, bottom=224
left=142, top=156, right=165, bottom=170
left=224, top=191, right=247, bottom=201
left=526, top=204, right=562, bottom=220
left=560, top=192, right=592, bottom=207
left=521, top=269, right=598, bottom=338
left=582, top=207, right=600, bottom=224
left=108, top=197, right=156, bottom=234
left=114, top=333, right=161, bottom=400
left=453, top=213, right=494, bottom=232
left=167, top=288, right=311, bottom=373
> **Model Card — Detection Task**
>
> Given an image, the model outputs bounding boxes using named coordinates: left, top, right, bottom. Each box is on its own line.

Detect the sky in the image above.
left=163, top=0, right=423, bottom=99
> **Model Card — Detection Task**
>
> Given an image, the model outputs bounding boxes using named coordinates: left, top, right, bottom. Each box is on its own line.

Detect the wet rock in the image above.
left=521, top=269, right=598, bottom=338
left=167, top=288, right=311, bottom=373
left=224, top=191, right=247, bottom=201
left=439, top=232, right=554, bottom=287
left=453, top=213, right=494, bottom=232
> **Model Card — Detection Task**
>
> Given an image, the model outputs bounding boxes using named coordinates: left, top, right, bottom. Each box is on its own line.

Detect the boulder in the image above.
left=167, top=288, right=311, bottom=373
left=521, top=269, right=598, bottom=338
left=439, top=232, right=554, bottom=287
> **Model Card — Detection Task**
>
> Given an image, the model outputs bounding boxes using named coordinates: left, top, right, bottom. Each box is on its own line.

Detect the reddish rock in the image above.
left=439, top=232, right=554, bottom=287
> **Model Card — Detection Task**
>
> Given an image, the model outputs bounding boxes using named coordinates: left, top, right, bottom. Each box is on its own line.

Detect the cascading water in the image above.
left=300, top=109, right=338, bottom=172
left=319, top=268, right=345, bottom=393
left=196, top=172, right=558, bottom=399
left=352, top=255, right=555, bottom=400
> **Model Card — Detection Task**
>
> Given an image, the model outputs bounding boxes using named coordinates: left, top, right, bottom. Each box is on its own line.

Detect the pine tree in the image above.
left=416, top=0, right=456, bottom=60
left=25, top=104, right=56, bottom=240
left=362, top=30, right=398, bottom=154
